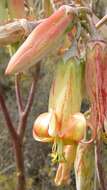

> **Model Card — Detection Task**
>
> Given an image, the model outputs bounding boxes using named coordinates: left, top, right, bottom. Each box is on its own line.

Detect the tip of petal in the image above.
left=5, top=60, right=16, bottom=75
left=5, top=60, right=21, bottom=75
left=5, top=67, right=11, bottom=75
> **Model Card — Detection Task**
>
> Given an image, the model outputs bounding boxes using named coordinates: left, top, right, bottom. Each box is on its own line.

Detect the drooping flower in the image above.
left=85, top=40, right=107, bottom=136
left=33, top=58, right=86, bottom=162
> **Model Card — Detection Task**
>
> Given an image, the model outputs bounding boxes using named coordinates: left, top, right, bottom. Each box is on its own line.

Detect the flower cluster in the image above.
left=5, top=3, right=107, bottom=188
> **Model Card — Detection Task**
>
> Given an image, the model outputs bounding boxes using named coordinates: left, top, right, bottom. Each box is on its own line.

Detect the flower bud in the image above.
left=5, top=5, right=75, bottom=75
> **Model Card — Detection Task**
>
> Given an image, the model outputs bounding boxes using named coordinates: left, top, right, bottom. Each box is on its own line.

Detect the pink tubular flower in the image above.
left=5, top=5, right=75, bottom=75
left=85, top=40, right=107, bottom=136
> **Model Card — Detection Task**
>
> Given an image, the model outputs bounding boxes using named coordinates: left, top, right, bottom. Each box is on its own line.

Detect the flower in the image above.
left=85, top=40, right=107, bottom=136
left=5, top=5, right=75, bottom=75
left=33, top=58, right=85, bottom=162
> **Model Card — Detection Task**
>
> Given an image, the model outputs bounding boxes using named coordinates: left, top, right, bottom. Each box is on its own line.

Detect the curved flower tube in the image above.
left=5, top=5, right=75, bottom=75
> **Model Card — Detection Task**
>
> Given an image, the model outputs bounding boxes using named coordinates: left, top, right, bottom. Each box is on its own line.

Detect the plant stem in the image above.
left=0, top=84, right=25, bottom=190
left=0, top=85, right=17, bottom=140
left=14, top=137, right=26, bottom=190
left=15, top=74, right=24, bottom=114
left=17, top=64, right=40, bottom=140
left=0, top=62, right=40, bottom=190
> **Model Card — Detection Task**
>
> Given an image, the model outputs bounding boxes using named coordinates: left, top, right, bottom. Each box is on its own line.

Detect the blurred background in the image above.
left=0, top=0, right=107, bottom=189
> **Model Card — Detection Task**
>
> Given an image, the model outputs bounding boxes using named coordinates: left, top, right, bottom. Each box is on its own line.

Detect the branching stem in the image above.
left=15, top=73, right=24, bottom=114
left=0, top=85, right=17, bottom=140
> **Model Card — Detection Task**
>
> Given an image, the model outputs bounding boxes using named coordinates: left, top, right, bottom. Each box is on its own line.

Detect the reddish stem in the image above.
left=0, top=63, right=40, bottom=190
left=17, top=64, right=40, bottom=140
left=0, top=85, right=17, bottom=140
left=0, top=84, right=25, bottom=190
left=15, top=73, right=24, bottom=113
left=14, top=137, right=26, bottom=190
